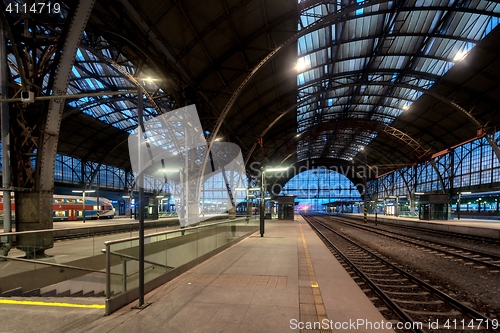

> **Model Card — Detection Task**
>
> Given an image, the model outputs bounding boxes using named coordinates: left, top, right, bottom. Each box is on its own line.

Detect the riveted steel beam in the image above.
left=15, top=0, right=96, bottom=257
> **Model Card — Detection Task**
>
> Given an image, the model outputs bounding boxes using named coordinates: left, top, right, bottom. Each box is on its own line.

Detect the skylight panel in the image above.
left=295, top=0, right=500, bottom=161
left=85, top=78, right=96, bottom=90
left=355, top=0, right=364, bottom=15
left=300, top=4, right=325, bottom=28
left=71, top=66, right=81, bottom=78
left=75, top=49, right=85, bottom=61
left=484, top=16, right=500, bottom=36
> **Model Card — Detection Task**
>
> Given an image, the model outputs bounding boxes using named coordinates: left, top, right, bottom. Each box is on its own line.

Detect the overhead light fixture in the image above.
left=453, top=51, right=466, bottom=62
left=159, top=168, right=180, bottom=172
left=265, top=167, right=289, bottom=172
left=140, top=77, right=159, bottom=83
left=402, top=104, right=410, bottom=111
left=295, top=58, right=308, bottom=72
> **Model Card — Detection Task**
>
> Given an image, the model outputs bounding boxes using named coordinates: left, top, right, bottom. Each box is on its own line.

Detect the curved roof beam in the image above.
left=81, top=46, right=164, bottom=115
left=203, top=0, right=500, bottom=182
left=208, top=0, right=492, bottom=148
left=270, top=120, right=430, bottom=163
left=208, top=5, right=500, bottom=91
left=244, top=76, right=473, bottom=165
left=298, top=69, right=440, bottom=89
left=300, top=80, right=484, bottom=129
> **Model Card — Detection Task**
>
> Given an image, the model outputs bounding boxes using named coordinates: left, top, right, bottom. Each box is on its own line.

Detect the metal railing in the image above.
left=104, top=216, right=259, bottom=314
left=0, top=219, right=180, bottom=296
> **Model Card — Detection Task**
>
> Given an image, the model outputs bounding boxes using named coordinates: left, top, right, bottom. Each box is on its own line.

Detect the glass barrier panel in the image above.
left=104, top=218, right=258, bottom=302
left=0, top=256, right=107, bottom=298
left=196, top=223, right=218, bottom=258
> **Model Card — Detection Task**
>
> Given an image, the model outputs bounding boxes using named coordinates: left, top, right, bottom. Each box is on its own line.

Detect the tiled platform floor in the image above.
left=1, top=216, right=395, bottom=332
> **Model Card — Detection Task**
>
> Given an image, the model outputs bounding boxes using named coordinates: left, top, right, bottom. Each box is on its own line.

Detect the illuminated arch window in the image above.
left=281, top=169, right=362, bottom=212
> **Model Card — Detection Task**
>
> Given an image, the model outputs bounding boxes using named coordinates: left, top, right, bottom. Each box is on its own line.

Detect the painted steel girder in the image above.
left=11, top=0, right=97, bottom=257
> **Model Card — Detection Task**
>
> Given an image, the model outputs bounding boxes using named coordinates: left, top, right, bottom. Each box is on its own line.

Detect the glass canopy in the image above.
left=296, top=0, right=500, bottom=162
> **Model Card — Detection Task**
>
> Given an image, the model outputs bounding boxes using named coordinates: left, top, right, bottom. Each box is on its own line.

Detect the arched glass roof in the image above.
left=296, top=0, right=500, bottom=162
left=281, top=168, right=362, bottom=212
left=64, top=39, right=174, bottom=132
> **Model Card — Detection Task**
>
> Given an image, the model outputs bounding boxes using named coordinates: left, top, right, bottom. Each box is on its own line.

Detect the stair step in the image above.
left=41, top=289, right=56, bottom=297
left=82, top=290, right=95, bottom=297
left=23, top=289, right=41, bottom=297
left=94, top=291, right=105, bottom=297
left=1, top=287, right=22, bottom=297
left=71, top=290, right=83, bottom=297
left=57, top=290, right=70, bottom=297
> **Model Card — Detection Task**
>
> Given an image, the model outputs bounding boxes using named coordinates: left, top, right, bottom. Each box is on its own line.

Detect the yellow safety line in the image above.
left=0, top=299, right=105, bottom=309
left=298, top=221, right=331, bottom=331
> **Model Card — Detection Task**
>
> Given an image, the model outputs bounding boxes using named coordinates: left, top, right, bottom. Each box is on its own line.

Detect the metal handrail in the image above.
left=0, top=223, right=139, bottom=237
left=104, top=217, right=246, bottom=246
left=0, top=254, right=119, bottom=275
left=108, top=251, right=174, bottom=269
left=104, top=217, right=248, bottom=298
left=0, top=217, right=182, bottom=237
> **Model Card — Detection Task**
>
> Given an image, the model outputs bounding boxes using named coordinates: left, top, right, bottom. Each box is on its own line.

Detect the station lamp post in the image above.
left=456, top=191, right=471, bottom=220
left=156, top=194, right=164, bottom=217
left=235, top=187, right=260, bottom=221
left=72, top=189, right=95, bottom=223
left=312, top=171, right=321, bottom=213
left=122, top=195, right=132, bottom=218
left=260, top=166, right=289, bottom=237
left=361, top=147, right=368, bottom=223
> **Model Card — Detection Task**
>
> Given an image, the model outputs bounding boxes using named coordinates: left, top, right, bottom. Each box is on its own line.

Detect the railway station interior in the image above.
left=1, top=0, right=500, bottom=332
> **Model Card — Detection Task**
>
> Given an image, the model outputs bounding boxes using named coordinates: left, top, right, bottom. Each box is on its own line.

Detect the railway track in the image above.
left=344, top=215, right=500, bottom=246
left=323, top=215, right=500, bottom=272
left=303, top=214, right=500, bottom=333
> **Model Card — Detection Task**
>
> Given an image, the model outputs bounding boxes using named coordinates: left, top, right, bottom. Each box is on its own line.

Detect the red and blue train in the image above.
left=0, top=194, right=115, bottom=221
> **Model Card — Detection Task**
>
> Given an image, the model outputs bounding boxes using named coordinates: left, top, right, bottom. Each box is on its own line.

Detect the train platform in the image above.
left=0, top=216, right=395, bottom=333
left=344, top=213, right=500, bottom=239
left=0, top=216, right=176, bottom=233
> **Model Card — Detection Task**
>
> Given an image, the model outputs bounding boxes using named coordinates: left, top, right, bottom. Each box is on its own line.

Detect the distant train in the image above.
left=0, top=194, right=115, bottom=221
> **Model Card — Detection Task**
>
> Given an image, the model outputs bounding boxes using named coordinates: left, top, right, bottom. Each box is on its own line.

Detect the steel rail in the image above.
left=343, top=214, right=500, bottom=245
left=304, top=216, right=423, bottom=333
left=328, top=216, right=500, bottom=270
left=303, top=214, right=500, bottom=332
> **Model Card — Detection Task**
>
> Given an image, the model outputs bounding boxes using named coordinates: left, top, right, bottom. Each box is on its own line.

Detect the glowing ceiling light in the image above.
left=402, top=104, right=410, bottom=111
left=453, top=51, right=466, bottom=62
left=140, top=77, right=159, bottom=83
left=295, top=58, right=308, bottom=72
